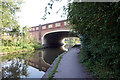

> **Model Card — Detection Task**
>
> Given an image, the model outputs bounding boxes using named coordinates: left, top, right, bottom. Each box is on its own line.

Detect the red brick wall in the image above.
left=29, top=20, right=70, bottom=41
left=40, top=20, right=70, bottom=38
left=29, top=26, right=39, bottom=40
left=30, top=31, right=39, bottom=40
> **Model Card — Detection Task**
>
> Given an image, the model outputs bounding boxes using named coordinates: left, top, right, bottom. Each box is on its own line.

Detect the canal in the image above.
left=1, top=46, right=68, bottom=78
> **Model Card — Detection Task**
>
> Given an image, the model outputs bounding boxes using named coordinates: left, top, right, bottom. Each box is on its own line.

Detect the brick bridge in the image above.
left=29, top=20, right=71, bottom=47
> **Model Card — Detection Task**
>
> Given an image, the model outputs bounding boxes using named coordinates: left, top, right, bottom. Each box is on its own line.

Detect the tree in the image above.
left=0, top=0, right=22, bottom=46
left=68, top=2, right=120, bottom=78
left=0, top=1, right=22, bottom=33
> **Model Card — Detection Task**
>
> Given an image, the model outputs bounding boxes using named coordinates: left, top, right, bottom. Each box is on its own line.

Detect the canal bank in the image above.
left=42, top=47, right=92, bottom=78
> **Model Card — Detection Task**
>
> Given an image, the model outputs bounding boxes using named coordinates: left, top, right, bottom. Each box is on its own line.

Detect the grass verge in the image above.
left=48, top=51, right=68, bottom=79
left=48, top=56, right=62, bottom=79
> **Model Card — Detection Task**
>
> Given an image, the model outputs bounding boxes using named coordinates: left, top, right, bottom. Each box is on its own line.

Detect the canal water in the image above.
left=1, top=46, right=68, bottom=78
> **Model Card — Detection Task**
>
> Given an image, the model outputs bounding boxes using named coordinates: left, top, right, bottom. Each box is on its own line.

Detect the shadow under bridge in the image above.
left=42, top=31, right=74, bottom=47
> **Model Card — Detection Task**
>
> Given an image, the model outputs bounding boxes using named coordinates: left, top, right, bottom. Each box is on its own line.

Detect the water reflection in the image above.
left=42, top=46, right=65, bottom=64
left=2, top=59, right=29, bottom=78
left=1, top=45, right=67, bottom=78
left=25, top=50, right=50, bottom=72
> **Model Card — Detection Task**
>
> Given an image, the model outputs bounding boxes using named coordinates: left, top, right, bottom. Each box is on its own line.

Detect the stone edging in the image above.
left=42, top=51, right=68, bottom=78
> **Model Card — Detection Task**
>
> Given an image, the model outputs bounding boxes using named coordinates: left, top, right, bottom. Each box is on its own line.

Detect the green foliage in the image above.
left=68, top=2, right=120, bottom=78
left=1, top=50, right=33, bottom=62
left=1, top=46, right=34, bottom=54
left=0, top=1, right=44, bottom=56
left=48, top=55, right=62, bottom=79
left=32, top=43, right=45, bottom=50
left=0, top=0, right=23, bottom=49
left=0, top=1, right=22, bottom=34
left=1, top=26, right=43, bottom=54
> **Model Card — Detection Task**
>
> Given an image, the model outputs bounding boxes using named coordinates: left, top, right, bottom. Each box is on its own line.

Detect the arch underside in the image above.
left=42, top=31, right=76, bottom=47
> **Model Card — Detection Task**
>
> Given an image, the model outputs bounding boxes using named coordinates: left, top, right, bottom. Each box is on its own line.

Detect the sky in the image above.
left=16, top=0, right=68, bottom=28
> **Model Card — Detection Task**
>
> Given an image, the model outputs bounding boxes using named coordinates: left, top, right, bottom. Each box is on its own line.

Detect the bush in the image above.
left=68, top=2, right=120, bottom=78
left=32, top=43, right=44, bottom=50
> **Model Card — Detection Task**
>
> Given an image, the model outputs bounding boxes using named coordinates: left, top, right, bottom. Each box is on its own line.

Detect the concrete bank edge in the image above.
left=42, top=50, right=69, bottom=78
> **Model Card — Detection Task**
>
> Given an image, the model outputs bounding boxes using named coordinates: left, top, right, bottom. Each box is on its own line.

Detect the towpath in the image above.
left=53, top=47, right=92, bottom=78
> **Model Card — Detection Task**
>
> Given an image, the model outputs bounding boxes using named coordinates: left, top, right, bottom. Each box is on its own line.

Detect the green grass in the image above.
left=48, top=56, right=62, bottom=79
left=48, top=51, right=68, bottom=79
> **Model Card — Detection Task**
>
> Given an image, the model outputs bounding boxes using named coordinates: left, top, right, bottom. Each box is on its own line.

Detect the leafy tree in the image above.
left=68, top=2, right=120, bottom=78
left=0, top=0, right=22, bottom=46
left=0, top=1, right=22, bottom=33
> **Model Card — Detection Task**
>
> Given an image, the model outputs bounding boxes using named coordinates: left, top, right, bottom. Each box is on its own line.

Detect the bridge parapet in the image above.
left=40, top=20, right=68, bottom=31
left=29, top=20, right=69, bottom=32
left=28, top=20, right=71, bottom=45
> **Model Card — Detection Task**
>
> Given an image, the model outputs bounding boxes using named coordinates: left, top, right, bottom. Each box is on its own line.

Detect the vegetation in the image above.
left=0, top=1, right=44, bottom=55
left=1, top=50, right=33, bottom=62
left=48, top=52, right=66, bottom=79
left=48, top=56, right=62, bottom=79
left=63, top=37, right=81, bottom=48
left=0, top=1, right=31, bottom=78
left=0, top=1, right=22, bottom=33
left=64, top=37, right=80, bottom=46
left=1, top=48, right=42, bottom=78
left=1, top=51, right=33, bottom=79
left=68, top=2, right=120, bottom=78
left=32, top=41, right=45, bottom=50
left=1, top=26, right=44, bottom=54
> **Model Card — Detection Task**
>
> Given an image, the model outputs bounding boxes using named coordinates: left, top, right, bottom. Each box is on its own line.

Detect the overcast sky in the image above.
left=16, top=0, right=68, bottom=28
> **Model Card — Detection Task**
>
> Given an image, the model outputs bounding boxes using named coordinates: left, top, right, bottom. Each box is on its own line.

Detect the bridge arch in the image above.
left=29, top=20, right=80, bottom=47
left=42, top=30, right=71, bottom=47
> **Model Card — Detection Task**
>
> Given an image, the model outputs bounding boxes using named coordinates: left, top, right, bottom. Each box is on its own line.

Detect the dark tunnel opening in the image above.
left=42, top=31, right=70, bottom=47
